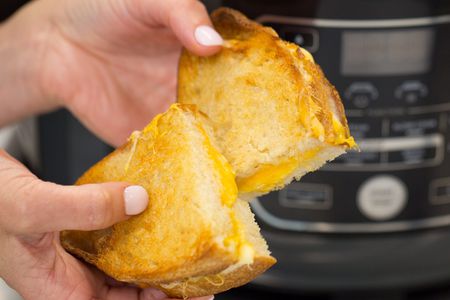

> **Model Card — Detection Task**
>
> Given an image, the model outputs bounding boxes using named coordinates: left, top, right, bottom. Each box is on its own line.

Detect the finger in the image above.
left=169, top=1, right=223, bottom=54
left=20, top=182, right=149, bottom=233
left=0, top=151, right=148, bottom=234
left=130, top=0, right=222, bottom=55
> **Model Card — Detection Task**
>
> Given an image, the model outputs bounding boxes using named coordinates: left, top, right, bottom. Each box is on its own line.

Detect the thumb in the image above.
left=133, top=0, right=223, bottom=55
left=0, top=151, right=149, bottom=234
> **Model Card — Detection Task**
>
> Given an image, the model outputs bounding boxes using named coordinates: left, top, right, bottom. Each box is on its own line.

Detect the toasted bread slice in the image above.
left=178, top=8, right=356, bottom=199
left=60, top=104, right=275, bottom=298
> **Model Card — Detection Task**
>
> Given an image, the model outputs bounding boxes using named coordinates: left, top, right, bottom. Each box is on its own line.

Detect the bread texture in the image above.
left=178, top=8, right=356, bottom=199
left=60, top=104, right=275, bottom=298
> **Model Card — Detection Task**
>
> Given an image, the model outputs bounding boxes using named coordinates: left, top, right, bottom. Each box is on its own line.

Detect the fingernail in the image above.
left=195, top=25, right=223, bottom=46
left=124, top=185, right=148, bottom=215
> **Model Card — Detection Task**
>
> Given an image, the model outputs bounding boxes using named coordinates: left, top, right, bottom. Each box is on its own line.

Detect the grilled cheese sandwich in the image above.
left=61, top=7, right=355, bottom=299
left=61, top=104, right=275, bottom=298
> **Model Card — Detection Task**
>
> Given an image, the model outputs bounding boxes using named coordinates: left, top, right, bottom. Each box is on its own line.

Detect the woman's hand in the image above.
left=0, top=151, right=212, bottom=300
left=0, top=0, right=221, bottom=298
left=0, top=0, right=223, bottom=146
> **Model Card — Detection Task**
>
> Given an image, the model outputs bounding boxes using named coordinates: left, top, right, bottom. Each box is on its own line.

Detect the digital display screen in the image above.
left=341, top=28, right=434, bottom=76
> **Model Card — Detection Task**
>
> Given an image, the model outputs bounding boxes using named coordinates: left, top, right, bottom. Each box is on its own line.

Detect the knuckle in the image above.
left=15, top=193, right=38, bottom=233
left=0, top=148, right=8, bottom=158
left=170, top=0, right=204, bottom=17
left=86, top=188, right=113, bottom=229
left=184, top=0, right=207, bottom=14
left=2, top=176, right=44, bottom=233
left=194, top=0, right=207, bottom=12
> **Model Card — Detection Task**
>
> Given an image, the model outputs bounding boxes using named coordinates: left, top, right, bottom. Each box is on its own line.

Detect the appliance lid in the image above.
left=223, top=0, right=450, bottom=20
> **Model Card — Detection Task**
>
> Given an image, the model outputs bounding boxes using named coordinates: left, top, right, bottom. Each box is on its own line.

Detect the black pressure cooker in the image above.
left=35, top=0, right=450, bottom=295
left=206, top=0, right=450, bottom=293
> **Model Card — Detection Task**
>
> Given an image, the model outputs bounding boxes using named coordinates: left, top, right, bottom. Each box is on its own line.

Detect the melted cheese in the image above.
left=142, top=113, right=163, bottom=135
left=197, top=125, right=238, bottom=207
left=124, top=130, right=142, bottom=172
left=237, top=147, right=322, bottom=194
left=238, top=243, right=255, bottom=264
left=331, top=116, right=356, bottom=147
left=223, top=211, right=255, bottom=264
left=197, top=125, right=254, bottom=263
left=310, top=114, right=325, bottom=140
left=223, top=211, right=240, bottom=247
left=237, top=158, right=298, bottom=194
left=299, top=97, right=356, bottom=148
left=124, top=112, right=166, bottom=173
left=309, top=98, right=325, bottom=141
left=298, top=97, right=325, bottom=141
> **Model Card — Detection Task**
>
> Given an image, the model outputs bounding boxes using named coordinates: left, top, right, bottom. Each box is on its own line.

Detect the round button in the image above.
left=357, top=175, right=407, bottom=221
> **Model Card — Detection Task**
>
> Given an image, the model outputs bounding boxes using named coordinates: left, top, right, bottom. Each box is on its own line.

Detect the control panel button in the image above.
left=278, top=182, right=332, bottom=210
left=281, top=27, right=319, bottom=52
left=285, top=31, right=314, bottom=48
left=388, top=147, right=437, bottom=164
left=395, top=80, right=428, bottom=104
left=430, top=178, right=450, bottom=205
left=348, top=122, right=370, bottom=139
left=390, top=116, right=438, bottom=137
left=344, top=82, right=379, bottom=108
left=357, top=175, right=407, bottom=221
left=261, top=23, right=320, bottom=53
left=348, top=117, right=383, bottom=139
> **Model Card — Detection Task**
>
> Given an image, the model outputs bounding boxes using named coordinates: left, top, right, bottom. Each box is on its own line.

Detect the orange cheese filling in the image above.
left=236, top=147, right=322, bottom=194
left=197, top=124, right=238, bottom=207
left=331, top=116, right=356, bottom=148
left=236, top=158, right=298, bottom=194
left=196, top=123, right=253, bottom=262
left=223, top=211, right=255, bottom=264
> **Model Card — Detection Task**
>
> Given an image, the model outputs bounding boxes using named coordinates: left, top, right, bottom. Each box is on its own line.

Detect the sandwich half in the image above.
left=60, top=104, right=276, bottom=298
left=178, top=8, right=356, bottom=199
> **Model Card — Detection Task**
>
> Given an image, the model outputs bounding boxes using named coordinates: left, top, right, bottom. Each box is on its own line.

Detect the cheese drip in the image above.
left=331, top=116, right=356, bottom=147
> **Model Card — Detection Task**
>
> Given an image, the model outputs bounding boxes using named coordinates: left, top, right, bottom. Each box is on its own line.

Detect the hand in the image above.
left=0, top=1, right=221, bottom=298
left=2, top=0, right=223, bottom=146
left=0, top=151, right=212, bottom=300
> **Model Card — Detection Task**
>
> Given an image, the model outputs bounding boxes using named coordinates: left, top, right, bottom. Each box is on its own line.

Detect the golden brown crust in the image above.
left=156, top=256, right=276, bottom=298
left=211, top=7, right=278, bottom=39
left=189, top=7, right=351, bottom=139
left=61, top=234, right=238, bottom=285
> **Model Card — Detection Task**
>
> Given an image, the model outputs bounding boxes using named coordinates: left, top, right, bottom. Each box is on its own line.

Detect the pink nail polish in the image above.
left=195, top=25, right=223, bottom=46
left=124, top=185, right=148, bottom=215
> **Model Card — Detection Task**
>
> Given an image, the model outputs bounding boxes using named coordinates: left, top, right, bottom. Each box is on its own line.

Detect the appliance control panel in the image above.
left=253, top=15, right=450, bottom=233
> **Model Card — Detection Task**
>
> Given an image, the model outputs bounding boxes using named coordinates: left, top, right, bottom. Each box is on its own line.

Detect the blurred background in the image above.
left=1, top=0, right=450, bottom=299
